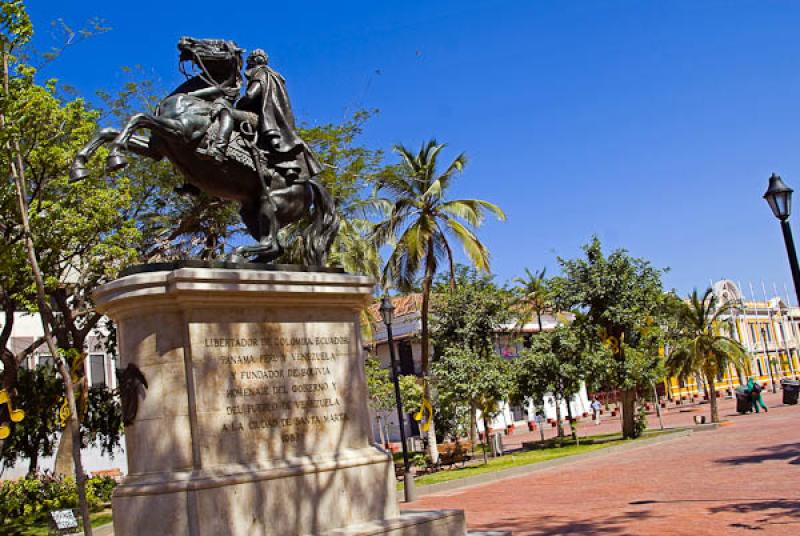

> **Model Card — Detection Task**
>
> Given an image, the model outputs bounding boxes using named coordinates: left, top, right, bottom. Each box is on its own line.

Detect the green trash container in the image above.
left=781, top=380, right=800, bottom=405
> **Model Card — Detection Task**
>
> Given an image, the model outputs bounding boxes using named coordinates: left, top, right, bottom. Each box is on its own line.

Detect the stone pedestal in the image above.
left=95, top=267, right=469, bottom=536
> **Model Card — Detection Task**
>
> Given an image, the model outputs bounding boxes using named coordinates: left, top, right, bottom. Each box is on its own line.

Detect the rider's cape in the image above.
left=242, top=65, right=323, bottom=180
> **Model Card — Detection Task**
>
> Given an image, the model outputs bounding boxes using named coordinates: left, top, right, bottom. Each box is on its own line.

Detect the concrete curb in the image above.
left=414, top=429, right=694, bottom=498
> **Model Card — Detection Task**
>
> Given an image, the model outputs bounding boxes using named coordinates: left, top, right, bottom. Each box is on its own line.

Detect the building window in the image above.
left=398, top=341, right=414, bottom=376
left=38, top=354, right=54, bottom=369
left=764, top=326, right=772, bottom=342
left=90, top=354, right=106, bottom=387
left=750, top=324, right=757, bottom=343
left=757, top=359, right=763, bottom=376
left=780, top=324, right=786, bottom=342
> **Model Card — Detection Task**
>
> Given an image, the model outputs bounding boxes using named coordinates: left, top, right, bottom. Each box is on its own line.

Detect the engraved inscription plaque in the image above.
left=189, top=321, right=365, bottom=465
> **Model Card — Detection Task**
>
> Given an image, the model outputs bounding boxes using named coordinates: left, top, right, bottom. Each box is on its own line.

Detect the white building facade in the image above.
left=0, top=312, right=127, bottom=480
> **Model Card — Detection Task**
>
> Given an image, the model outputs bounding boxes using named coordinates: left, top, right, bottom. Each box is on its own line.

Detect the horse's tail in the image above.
left=303, top=178, right=340, bottom=266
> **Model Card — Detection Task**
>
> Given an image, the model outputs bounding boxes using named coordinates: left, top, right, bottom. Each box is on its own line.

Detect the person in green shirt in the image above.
left=747, top=378, right=768, bottom=413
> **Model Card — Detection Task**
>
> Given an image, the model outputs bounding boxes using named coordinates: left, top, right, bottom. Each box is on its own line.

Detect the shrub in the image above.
left=0, top=473, right=115, bottom=527
left=88, top=475, right=117, bottom=503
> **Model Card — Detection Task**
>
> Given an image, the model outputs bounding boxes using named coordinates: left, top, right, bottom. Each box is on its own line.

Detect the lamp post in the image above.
left=763, top=173, right=800, bottom=308
left=379, top=295, right=417, bottom=503
left=760, top=327, right=778, bottom=394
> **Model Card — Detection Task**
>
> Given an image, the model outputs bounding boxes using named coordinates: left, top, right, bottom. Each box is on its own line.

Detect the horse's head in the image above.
left=177, top=36, right=243, bottom=83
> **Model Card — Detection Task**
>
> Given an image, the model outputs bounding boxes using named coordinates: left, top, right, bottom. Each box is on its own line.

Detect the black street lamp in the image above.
left=764, top=173, right=800, bottom=308
left=760, top=327, right=778, bottom=394
left=379, top=295, right=417, bottom=503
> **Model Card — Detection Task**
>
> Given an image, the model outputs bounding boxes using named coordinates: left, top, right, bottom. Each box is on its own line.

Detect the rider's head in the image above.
left=247, top=49, right=269, bottom=68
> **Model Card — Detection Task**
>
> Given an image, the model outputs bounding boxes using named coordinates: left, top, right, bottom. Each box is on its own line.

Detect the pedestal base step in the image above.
left=322, top=509, right=504, bottom=536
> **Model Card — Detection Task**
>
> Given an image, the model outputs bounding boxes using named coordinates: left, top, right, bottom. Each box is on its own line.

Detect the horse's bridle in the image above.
left=179, top=46, right=242, bottom=99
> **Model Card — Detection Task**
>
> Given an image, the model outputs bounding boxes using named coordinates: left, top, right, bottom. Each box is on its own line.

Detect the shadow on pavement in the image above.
left=714, top=442, right=800, bottom=466
left=709, top=499, right=800, bottom=530
left=476, top=509, right=658, bottom=535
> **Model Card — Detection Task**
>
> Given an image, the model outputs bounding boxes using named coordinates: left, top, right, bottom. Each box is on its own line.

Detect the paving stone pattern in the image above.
left=403, top=391, right=800, bottom=535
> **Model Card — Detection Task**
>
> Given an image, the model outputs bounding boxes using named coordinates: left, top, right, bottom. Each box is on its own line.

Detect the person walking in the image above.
left=747, top=377, right=768, bottom=413
left=591, top=398, right=602, bottom=425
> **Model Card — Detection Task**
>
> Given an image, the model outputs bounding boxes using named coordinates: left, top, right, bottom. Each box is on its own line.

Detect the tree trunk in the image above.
left=565, top=394, right=577, bottom=441
left=376, top=415, right=387, bottom=448
left=706, top=371, right=719, bottom=423
left=469, top=401, right=477, bottom=445
left=5, top=45, right=92, bottom=534
left=481, top=412, right=491, bottom=461
left=621, top=389, right=637, bottom=439
left=420, top=245, right=439, bottom=465
left=27, top=450, right=39, bottom=477
left=554, top=394, right=564, bottom=439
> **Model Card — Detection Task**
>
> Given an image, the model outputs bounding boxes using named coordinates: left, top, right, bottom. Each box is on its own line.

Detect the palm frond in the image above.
left=444, top=218, right=491, bottom=272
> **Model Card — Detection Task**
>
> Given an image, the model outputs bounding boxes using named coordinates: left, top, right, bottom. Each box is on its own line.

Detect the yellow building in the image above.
left=665, top=279, right=800, bottom=399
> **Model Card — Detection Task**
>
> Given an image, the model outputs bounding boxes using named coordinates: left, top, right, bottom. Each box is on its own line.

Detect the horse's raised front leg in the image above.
left=71, top=128, right=159, bottom=182
left=106, top=113, right=183, bottom=172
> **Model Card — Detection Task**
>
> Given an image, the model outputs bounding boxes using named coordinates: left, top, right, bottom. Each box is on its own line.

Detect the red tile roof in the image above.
left=366, top=293, right=423, bottom=323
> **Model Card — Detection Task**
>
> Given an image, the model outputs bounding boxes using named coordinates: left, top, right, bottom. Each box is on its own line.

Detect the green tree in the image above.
left=552, top=237, right=666, bottom=439
left=0, top=366, right=61, bottom=476
left=666, top=288, right=748, bottom=423
left=1, top=3, right=104, bottom=531
left=373, top=139, right=505, bottom=461
left=516, top=327, right=586, bottom=440
left=431, top=346, right=513, bottom=459
left=431, top=266, right=512, bottom=441
left=1, top=366, right=123, bottom=476
left=513, top=267, right=551, bottom=334
left=364, top=356, right=394, bottom=446
left=364, top=355, right=423, bottom=446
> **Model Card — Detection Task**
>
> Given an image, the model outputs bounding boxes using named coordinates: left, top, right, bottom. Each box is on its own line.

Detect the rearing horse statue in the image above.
left=71, top=37, right=339, bottom=265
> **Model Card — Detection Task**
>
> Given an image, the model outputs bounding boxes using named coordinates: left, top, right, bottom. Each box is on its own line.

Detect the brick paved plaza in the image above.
left=404, top=391, right=800, bottom=535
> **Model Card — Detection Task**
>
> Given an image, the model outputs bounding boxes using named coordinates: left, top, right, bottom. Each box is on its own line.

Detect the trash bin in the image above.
left=490, top=432, right=504, bottom=457
left=781, top=380, right=800, bottom=405
left=735, top=387, right=752, bottom=414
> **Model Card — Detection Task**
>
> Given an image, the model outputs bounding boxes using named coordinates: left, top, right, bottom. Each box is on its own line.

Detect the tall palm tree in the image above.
left=373, top=139, right=505, bottom=460
left=513, top=267, right=551, bottom=335
left=666, top=288, right=748, bottom=423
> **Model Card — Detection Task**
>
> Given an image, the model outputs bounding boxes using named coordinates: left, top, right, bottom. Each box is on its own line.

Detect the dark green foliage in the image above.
left=82, top=387, right=123, bottom=456
left=0, top=367, right=62, bottom=475
left=0, top=367, right=123, bottom=474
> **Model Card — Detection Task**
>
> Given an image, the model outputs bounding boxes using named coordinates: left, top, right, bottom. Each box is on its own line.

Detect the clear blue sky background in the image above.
left=26, top=1, right=800, bottom=300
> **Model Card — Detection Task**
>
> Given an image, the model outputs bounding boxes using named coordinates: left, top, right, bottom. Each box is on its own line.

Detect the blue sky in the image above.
left=26, top=1, right=800, bottom=300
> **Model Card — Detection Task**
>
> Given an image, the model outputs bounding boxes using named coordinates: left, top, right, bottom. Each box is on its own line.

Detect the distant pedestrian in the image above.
left=747, top=378, right=768, bottom=413
left=591, top=398, right=602, bottom=425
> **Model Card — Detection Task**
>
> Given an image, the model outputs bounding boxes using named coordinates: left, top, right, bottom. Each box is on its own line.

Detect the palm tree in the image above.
left=666, top=288, right=748, bottom=423
left=373, top=139, right=505, bottom=461
left=513, top=267, right=551, bottom=334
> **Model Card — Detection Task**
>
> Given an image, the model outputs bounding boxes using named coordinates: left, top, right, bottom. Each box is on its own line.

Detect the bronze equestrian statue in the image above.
left=71, top=37, right=338, bottom=265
